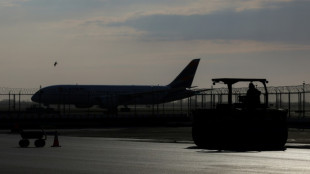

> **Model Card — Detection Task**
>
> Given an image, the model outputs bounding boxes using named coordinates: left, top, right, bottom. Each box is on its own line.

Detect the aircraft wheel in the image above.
left=35, top=139, right=45, bottom=147
left=19, top=139, right=30, bottom=148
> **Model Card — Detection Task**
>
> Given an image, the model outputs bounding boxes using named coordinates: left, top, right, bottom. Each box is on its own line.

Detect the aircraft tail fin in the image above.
left=168, top=59, right=200, bottom=88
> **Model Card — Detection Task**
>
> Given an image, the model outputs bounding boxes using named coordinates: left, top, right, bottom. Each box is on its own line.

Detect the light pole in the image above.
left=303, top=81, right=306, bottom=117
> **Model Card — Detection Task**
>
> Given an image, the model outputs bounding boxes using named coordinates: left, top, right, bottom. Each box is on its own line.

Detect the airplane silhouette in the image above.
left=32, top=59, right=204, bottom=110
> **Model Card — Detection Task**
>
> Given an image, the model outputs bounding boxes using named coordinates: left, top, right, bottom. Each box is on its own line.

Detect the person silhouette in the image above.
left=246, top=82, right=261, bottom=108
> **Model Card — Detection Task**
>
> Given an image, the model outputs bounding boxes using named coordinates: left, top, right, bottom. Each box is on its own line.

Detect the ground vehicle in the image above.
left=19, top=128, right=47, bottom=148
left=192, top=78, right=288, bottom=151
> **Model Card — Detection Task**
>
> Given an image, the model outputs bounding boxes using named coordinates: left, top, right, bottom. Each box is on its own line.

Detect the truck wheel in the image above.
left=35, top=139, right=46, bottom=147
left=19, top=139, right=30, bottom=148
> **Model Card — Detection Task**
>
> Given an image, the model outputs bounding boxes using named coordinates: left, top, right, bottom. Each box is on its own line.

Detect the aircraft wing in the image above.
left=118, top=87, right=212, bottom=99
left=96, top=87, right=212, bottom=108
left=192, top=88, right=213, bottom=93
left=118, top=88, right=172, bottom=100
left=96, top=88, right=172, bottom=107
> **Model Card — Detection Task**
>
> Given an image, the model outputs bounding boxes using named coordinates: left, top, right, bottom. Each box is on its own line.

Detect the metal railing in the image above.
left=199, top=84, right=309, bottom=117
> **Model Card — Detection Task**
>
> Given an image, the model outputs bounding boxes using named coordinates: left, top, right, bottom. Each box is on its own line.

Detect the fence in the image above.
left=197, top=83, right=309, bottom=117
left=0, top=84, right=309, bottom=118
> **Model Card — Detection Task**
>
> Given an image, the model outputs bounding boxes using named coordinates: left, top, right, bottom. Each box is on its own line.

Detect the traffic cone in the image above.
left=51, top=131, right=61, bottom=147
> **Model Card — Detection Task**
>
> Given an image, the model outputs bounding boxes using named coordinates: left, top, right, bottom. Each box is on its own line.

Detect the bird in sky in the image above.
left=54, top=61, right=58, bottom=67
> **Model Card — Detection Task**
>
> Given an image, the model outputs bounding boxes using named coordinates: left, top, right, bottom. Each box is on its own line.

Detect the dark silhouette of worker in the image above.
left=246, top=82, right=261, bottom=108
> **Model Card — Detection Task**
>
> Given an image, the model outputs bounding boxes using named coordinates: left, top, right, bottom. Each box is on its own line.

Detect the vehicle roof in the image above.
left=212, top=78, right=268, bottom=85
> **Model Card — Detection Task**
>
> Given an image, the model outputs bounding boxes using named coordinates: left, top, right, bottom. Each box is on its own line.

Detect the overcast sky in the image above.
left=1, top=0, right=310, bottom=88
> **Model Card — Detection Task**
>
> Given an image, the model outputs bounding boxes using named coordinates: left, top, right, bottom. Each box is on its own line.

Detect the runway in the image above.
left=1, top=133, right=310, bottom=173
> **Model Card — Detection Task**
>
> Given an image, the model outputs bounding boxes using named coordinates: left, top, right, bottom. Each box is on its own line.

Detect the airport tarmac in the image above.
left=1, top=132, right=310, bottom=173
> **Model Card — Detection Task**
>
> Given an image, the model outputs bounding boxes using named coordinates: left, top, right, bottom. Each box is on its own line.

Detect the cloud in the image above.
left=105, top=0, right=310, bottom=44
left=0, top=0, right=29, bottom=7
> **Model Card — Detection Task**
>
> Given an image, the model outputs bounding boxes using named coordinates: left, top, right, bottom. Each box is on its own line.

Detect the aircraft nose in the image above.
left=31, top=91, right=40, bottom=103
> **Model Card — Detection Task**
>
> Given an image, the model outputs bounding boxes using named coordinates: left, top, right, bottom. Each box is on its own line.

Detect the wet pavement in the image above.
left=1, top=133, right=310, bottom=173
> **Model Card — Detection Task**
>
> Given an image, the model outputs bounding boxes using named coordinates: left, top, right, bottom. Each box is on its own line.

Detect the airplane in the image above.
left=31, top=59, right=203, bottom=111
